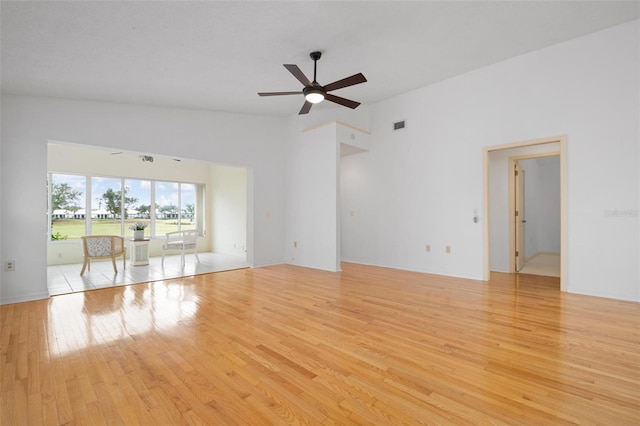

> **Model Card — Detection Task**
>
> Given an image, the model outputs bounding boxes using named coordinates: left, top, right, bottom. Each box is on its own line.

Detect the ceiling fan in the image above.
left=258, top=51, right=367, bottom=115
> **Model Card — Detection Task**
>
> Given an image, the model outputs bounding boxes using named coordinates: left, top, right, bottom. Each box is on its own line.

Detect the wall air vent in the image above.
left=393, top=120, right=406, bottom=131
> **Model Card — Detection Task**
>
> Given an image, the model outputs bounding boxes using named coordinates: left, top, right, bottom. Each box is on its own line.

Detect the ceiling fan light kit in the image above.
left=258, top=51, right=367, bottom=115
left=303, top=86, right=325, bottom=104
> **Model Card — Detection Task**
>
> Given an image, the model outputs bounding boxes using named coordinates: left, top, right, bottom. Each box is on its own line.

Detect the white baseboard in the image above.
left=1, top=291, right=50, bottom=305
left=525, top=251, right=560, bottom=262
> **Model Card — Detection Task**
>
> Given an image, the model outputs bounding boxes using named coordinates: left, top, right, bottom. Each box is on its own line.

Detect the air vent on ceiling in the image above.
left=393, top=120, right=406, bottom=131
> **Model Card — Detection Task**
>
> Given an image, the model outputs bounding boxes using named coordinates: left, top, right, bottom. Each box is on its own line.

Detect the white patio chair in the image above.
left=161, top=230, right=200, bottom=266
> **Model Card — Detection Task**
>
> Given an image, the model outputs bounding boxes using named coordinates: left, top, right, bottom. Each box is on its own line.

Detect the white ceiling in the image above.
left=2, top=1, right=638, bottom=117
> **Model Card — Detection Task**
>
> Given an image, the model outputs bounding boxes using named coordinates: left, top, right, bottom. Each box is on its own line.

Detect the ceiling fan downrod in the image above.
left=310, top=51, right=321, bottom=84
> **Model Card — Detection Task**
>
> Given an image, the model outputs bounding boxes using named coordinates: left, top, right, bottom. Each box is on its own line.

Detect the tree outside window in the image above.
left=91, top=177, right=123, bottom=235
left=49, top=174, right=202, bottom=240
left=156, top=181, right=196, bottom=233
left=50, top=174, right=86, bottom=240
left=181, top=183, right=196, bottom=231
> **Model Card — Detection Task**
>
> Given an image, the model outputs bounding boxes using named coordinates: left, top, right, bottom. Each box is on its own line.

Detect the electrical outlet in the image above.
left=5, top=261, right=15, bottom=271
left=425, top=244, right=431, bottom=252
left=445, top=245, right=451, bottom=254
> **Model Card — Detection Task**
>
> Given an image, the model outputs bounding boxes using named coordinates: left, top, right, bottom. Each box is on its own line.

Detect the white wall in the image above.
left=341, top=20, right=639, bottom=300
left=537, top=157, right=561, bottom=254
left=211, top=165, right=247, bottom=256
left=0, top=94, right=3, bottom=285
left=522, top=158, right=539, bottom=259
left=1, top=95, right=287, bottom=304
left=285, top=121, right=340, bottom=271
left=521, top=156, right=561, bottom=259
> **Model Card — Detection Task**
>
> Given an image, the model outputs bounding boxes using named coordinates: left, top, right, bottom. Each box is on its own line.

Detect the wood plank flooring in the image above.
left=1, top=263, right=639, bottom=425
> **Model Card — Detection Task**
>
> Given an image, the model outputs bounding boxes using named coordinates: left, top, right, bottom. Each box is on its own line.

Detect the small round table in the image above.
left=129, top=238, right=150, bottom=266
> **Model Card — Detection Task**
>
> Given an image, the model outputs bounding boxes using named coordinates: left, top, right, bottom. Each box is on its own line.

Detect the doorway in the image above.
left=511, top=154, right=561, bottom=277
left=46, top=142, right=251, bottom=295
left=483, top=136, right=567, bottom=291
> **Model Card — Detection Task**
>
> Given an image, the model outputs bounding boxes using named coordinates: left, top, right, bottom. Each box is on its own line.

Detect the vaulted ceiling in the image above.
left=2, top=1, right=638, bottom=116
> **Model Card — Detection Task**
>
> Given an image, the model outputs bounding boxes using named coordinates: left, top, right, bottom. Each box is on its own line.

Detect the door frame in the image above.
left=483, top=135, right=567, bottom=291
left=513, top=159, right=525, bottom=272
left=508, top=152, right=560, bottom=273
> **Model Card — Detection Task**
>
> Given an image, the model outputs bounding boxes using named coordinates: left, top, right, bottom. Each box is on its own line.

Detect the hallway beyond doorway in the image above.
left=519, top=253, right=560, bottom=277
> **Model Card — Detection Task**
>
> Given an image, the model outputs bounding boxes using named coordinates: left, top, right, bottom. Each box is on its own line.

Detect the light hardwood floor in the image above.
left=1, top=263, right=638, bottom=425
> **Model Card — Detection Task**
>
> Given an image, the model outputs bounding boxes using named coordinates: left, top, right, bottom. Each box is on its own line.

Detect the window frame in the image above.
left=48, top=172, right=205, bottom=242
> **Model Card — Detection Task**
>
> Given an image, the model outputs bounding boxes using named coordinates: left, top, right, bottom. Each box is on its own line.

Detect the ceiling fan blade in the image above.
left=258, top=91, right=301, bottom=96
left=325, top=93, right=360, bottom=109
left=299, top=101, right=313, bottom=115
left=284, top=64, right=312, bottom=87
left=324, top=73, right=367, bottom=92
